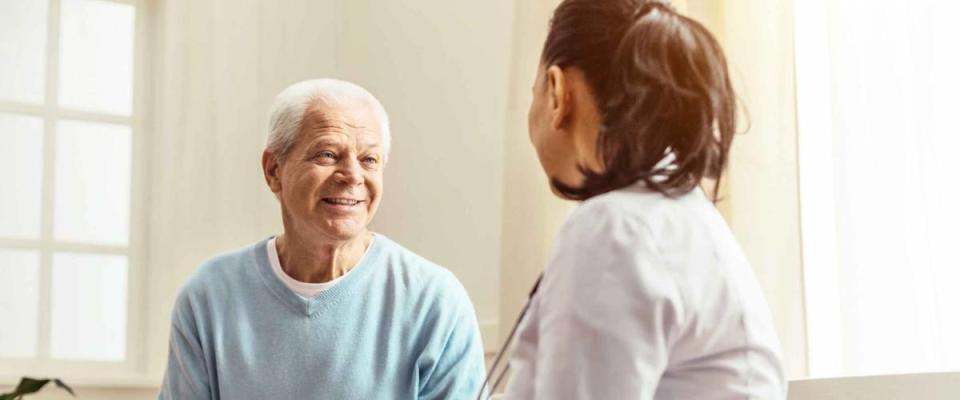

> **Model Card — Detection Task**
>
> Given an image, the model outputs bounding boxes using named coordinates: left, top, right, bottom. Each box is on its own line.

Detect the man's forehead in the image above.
left=305, top=101, right=381, bottom=131
left=301, top=106, right=383, bottom=145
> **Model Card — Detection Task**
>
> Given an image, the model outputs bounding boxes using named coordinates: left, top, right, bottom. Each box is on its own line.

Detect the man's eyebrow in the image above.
left=359, top=137, right=383, bottom=149
left=305, top=135, right=345, bottom=150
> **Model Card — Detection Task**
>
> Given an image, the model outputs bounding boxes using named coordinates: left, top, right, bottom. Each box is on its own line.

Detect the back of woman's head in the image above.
left=542, top=0, right=736, bottom=200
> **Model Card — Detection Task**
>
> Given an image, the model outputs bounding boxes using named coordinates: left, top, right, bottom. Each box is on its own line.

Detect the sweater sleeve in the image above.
left=417, top=273, right=487, bottom=400
left=158, top=291, right=214, bottom=400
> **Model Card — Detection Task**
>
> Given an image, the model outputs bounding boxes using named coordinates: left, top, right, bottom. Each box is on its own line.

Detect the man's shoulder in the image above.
left=375, top=234, right=471, bottom=304
left=176, top=240, right=264, bottom=304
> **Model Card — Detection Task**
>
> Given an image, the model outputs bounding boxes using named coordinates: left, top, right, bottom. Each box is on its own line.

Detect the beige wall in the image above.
left=497, top=0, right=571, bottom=347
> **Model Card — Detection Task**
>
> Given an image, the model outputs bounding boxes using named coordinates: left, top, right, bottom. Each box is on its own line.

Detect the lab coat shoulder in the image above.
left=545, top=185, right=690, bottom=335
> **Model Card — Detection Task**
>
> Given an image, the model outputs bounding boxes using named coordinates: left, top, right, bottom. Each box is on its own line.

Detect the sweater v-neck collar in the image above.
left=253, top=234, right=385, bottom=317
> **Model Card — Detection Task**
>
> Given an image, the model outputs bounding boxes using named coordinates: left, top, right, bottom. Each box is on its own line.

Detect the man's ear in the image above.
left=262, top=150, right=283, bottom=196
left=546, top=65, right=570, bottom=131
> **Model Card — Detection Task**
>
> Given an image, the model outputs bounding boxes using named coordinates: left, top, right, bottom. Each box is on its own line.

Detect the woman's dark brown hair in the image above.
left=542, top=0, right=737, bottom=201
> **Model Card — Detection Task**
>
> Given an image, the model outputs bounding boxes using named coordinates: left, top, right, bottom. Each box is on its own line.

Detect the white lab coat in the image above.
left=503, top=182, right=786, bottom=400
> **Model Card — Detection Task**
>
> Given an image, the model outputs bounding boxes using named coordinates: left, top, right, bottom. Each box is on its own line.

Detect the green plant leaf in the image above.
left=0, top=377, right=75, bottom=398
left=10, top=378, right=50, bottom=396
left=52, top=379, right=75, bottom=396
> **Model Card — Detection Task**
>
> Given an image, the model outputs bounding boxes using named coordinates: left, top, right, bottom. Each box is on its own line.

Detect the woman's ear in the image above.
left=546, top=65, right=570, bottom=131
left=262, top=150, right=283, bottom=196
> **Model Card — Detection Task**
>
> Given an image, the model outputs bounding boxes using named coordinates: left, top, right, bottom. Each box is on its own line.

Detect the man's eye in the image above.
left=363, top=156, right=379, bottom=165
left=317, top=151, right=337, bottom=159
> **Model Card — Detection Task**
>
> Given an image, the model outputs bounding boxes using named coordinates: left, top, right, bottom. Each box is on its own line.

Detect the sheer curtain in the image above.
left=796, top=0, right=960, bottom=377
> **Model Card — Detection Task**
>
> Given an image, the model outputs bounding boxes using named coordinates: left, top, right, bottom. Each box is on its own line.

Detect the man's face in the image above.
left=270, top=101, right=385, bottom=242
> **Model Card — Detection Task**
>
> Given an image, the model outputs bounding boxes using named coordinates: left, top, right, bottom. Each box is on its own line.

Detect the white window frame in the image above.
left=0, top=0, right=151, bottom=385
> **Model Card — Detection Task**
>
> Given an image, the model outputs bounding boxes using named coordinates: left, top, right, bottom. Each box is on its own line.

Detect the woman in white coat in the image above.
left=495, top=0, right=787, bottom=399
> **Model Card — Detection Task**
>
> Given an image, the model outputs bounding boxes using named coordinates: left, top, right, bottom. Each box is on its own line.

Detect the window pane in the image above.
left=798, top=0, right=960, bottom=376
left=53, top=120, right=131, bottom=246
left=58, top=0, right=134, bottom=115
left=0, top=113, right=44, bottom=239
left=0, top=249, right=40, bottom=358
left=0, top=0, right=48, bottom=103
left=50, top=252, right=127, bottom=361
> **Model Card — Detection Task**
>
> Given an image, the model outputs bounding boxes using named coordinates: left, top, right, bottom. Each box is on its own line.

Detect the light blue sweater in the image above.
left=158, top=234, right=485, bottom=399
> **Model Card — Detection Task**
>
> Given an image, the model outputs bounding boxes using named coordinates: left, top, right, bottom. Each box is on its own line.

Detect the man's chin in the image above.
left=319, top=222, right=369, bottom=242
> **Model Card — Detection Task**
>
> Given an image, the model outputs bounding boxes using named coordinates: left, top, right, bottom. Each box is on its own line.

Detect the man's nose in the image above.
left=334, top=158, right=364, bottom=186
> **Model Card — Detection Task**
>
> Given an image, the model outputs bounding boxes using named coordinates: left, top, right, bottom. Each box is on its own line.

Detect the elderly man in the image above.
left=158, top=79, right=485, bottom=399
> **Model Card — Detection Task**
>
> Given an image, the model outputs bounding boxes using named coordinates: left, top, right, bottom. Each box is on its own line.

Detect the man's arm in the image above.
left=158, top=294, right=213, bottom=400
left=418, top=276, right=486, bottom=400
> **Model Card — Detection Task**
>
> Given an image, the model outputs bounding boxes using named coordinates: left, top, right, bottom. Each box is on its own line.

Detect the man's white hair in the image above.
left=267, top=79, right=391, bottom=161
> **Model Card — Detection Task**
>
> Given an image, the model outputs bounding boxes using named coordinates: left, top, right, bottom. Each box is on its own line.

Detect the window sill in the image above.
left=1, top=373, right=160, bottom=390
